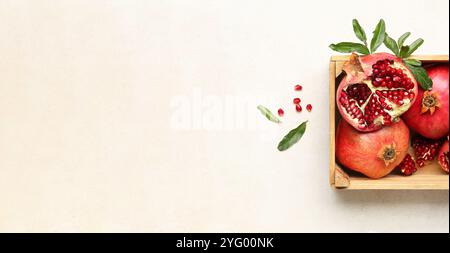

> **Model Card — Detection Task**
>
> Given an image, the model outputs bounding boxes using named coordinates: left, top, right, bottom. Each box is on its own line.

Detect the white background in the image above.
left=0, top=0, right=448, bottom=232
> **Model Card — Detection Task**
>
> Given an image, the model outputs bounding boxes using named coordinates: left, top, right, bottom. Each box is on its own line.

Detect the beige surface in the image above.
left=0, top=0, right=448, bottom=232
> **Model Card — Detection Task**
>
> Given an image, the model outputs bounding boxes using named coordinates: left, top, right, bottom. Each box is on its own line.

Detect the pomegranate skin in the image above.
left=402, top=64, right=449, bottom=139
left=336, top=119, right=410, bottom=179
left=336, top=53, right=418, bottom=132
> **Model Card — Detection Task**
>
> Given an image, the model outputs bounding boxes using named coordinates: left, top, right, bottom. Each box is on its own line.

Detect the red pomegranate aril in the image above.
left=397, top=154, right=417, bottom=176
left=438, top=140, right=449, bottom=173
left=295, top=104, right=302, bottom=112
left=293, top=98, right=301, bottom=104
left=412, top=137, right=441, bottom=167
left=294, top=85, right=303, bottom=91
left=277, top=108, right=284, bottom=117
left=345, top=83, right=371, bottom=106
left=306, top=104, right=312, bottom=112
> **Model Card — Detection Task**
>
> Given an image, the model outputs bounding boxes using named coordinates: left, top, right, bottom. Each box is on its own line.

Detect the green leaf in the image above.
left=405, top=38, right=424, bottom=57
left=352, top=19, right=367, bottom=45
left=403, top=58, right=422, bottom=67
left=370, top=19, right=386, bottom=53
left=257, top=105, right=281, bottom=123
left=384, top=33, right=399, bottom=56
left=277, top=121, right=308, bottom=151
left=405, top=63, right=433, bottom=90
left=329, top=42, right=370, bottom=55
left=397, top=32, right=411, bottom=49
left=399, top=46, right=410, bottom=58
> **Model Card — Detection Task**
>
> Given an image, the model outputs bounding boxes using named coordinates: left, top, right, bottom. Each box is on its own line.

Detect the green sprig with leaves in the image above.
left=329, top=19, right=433, bottom=90
left=329, top=19, right=385, bottom=55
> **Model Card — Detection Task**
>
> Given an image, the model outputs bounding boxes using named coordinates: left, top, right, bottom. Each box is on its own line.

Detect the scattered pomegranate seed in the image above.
left=293, top=98, right=301, bottom=104
left=277, top=108, right=284, bottom=117
left=294, top=84, right=303, bottom=91
left=295, top=104, right=302, bottom=112
left=306, top=104, right=312, bottom=111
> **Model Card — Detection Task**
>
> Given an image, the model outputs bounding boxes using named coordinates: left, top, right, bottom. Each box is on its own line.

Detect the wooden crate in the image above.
left=329, top=55, right=449, bottom=190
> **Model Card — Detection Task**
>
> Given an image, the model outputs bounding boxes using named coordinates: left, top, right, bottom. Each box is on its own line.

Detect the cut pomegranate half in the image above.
left=336, top=53, right=418, bottom=132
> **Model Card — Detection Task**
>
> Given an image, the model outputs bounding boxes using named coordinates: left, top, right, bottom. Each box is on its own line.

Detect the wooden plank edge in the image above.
left=344, top=183, right=449, bottom=190
left=329, top=61, right=336, bottom=187
left=338, top=175, right=449, bottom=190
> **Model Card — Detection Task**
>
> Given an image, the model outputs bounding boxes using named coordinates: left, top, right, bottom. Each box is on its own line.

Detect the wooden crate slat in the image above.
left=334, top=166, right=350, bottom=188
left=335, top=62, right=344, bottom=77
left=329, top=61, right=336, bottom=186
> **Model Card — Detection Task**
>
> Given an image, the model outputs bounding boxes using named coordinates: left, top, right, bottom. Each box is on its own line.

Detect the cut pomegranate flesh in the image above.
left=337, top=53, right=418, bottom=132
left=438, top=150, right=449, bottom=173
left=438, top=140, right=449, bottom=173
left=397, top=154, right=417, bottom=176
left=412, top=137, right=441, bottom=167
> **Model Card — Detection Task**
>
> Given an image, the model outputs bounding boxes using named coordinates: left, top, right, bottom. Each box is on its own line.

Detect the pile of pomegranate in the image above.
left=335, top=53, right=449, bottom=178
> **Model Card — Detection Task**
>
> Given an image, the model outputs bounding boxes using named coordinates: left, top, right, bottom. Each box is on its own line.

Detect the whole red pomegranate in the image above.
left=336, top=119, right=410, bottom=179
left=337, top=53, right=418, bottom=132
left=438, top=140, right=449, bottom=173
left=402, top=64, right=449, bottom=139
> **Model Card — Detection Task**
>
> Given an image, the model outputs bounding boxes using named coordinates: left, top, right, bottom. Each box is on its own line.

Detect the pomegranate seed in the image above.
left=438, top=148, right=449, bottom=173
left=277, top=108, right=284, bottom=117
left=295, top=104, right=302, bottom=112
left=293, top=98, right=301, bottom=104
left=397, top=154, right=417, bottom=176
left=306, top=104, right=312, bottom=111
left=294, top=84, right=303, bottom=91
left=412, top=137, right=441, bottom=167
